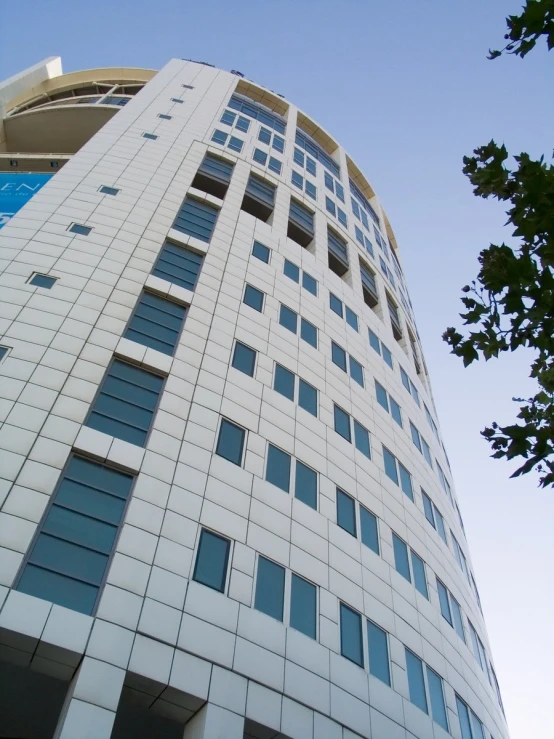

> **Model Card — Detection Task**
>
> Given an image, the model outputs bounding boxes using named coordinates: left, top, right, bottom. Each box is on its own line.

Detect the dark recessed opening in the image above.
left=328, top=251, right=349, bottom=277
left=241, top=194, right=273, bottom=222
left=287, top=221, right=312, bottom=247
left=362, top=286, right=379, bottom=309
left=191, top=172, right=228, bottom=199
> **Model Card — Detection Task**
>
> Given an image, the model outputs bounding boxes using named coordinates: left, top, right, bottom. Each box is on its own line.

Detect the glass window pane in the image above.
left=411, top=551, right=429, bottom=598
left=274, top=364, right=295, bottom=401
left=216, top=419, right=245, bottom=466
left=334, top=405, right=351, bottom=442
left=193, top=529, right=230, bottom=592
left=42, top=506, right=116, bottom=554
left=368, top=329, right=381, bottom=354
left=349, top=357, right=364, bottom=387
left=331, top=342, right=347, bottom=371
left=375, top=381, right=389, bottom=412
left=330, top=294, right=343, bottom=317
left=383, top=447, right=398, bottom=484
left=302, top=272, right=317, bottom=296
left=399, top=463, right=414, bottom=501
left=340, top=603, right=363, bottom=666
left=422, top=493, right=435, bottom=527
left=435, top=509, right=448, bottom=544
left=360, top=507, right=379, bottom=554
left=280, top=304, right=298, bottom=333
left=300, top=318, right=317, bottom=347
left=405, top=649, right=428, bottom=713
left=298, top=379, right=317, bottom=417
left=367, top=621, right=390, bottom=685
left=390, top=397, right=402, bottom=426
left=29, top=534, right=107, bottom=585
left=232, top=342, right=256, bottom=377
left=336, top=489, right=356, bottom=536
left=382, top=344, right=393, bottom=368
left=290, top=574, right=317, bottom=639
left=295, top=462, right=317, bottom=510
left=345, top=307, right=358, bottom=331
left=410, top=422, right=422, bottom=452
left=252, top=241, right=270, bottom=263
left=470, top=712, right=486, bottom=739
left=244, top=284, right=264, bottom=312
left=393, top=534, right=411, bottom=582
left=284, top=259, right=300, bottom=282
left=354, top=421, right=371, bottom=458
left=437, top=579, right=453, bottom=625
left=255, top=556, right=285, bottom=621
left=456, top=697, right=474, bottom=739
left=451, top=597, right=466, bottom=642
left=427, top=667, right=448, bottom=730
left=17, top=565, right=98, bottom=615
left=266, top=444, right=291, bottom=492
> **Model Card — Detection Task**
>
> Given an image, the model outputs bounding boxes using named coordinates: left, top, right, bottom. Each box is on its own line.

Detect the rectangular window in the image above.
left=456, top=697, right=473, bottom=739
left=284, top=258, right=300, bottom=283
left=252, top=240, right=270, bottom=263
left=405, top=649, right=428, bottom=713
left=355, top=226, right=365, bottom=246
left=302, top=272, right=317, bottom=296
left=216, top=419, right=245, bottom=466
left=360, top=260, right=379, bottom=308
left=360, top=507, right=379, bottom=554
left=349, top=357, right=364, bottom=387
left=268, top=157, right=282, bottom=174
left=173, top=197, right=219, bottom=242
left=367, top=621, right=390, bottom=685
left=298, top=379, right=317, bottom=417
left=437, top=579, right=453, bottom=625
left=422, top=438, right=433, bottom=468
left=410, top=551, right=428, bottom=599
left=290, top=574, right=317, bottom=639
left=291, top=170, right=303, bottom=189
left=435, top=507, right=448, bottom=544
left=220, top=110, right=236, bottom=126
left=0, top=346, right=10, bottom=363
left=400, top=366, right=411, bottom=393
left=86, top=360, right=163, bottom=447
left=288, top=198, right=314, bottom=247
left=152, top=241, right=204, bottom=290
left=390, top=397, right=402, bottom=427
left=100, top=185, right=120, bottom=196
left=336, top=489, right=356, bottom=536
left=325, top=197, right=336, bottom=216
left=451, top=596, right=466, bottom=642
left=382, top=344, right=393, bottom=369
left=212, top=129, right=228, bottom=145
left=368, top=329, right=381, bottom=354
left=228, top=136, right=243, bottom=153
left=392, top=533, right=411, bottom=582
left=242, top=174, right=276, bottom=221
left=306, top=157, right=316, bottom=176
left=232, top=342, right=256, bottom=377
left=253, top=148, right=267, bottom=165
left=427, top=666, right=448, bottom=731
left=354, top=421, right=371, bottom=458
left=266, top=444, right=291, bottom=492
left=295, top=462, right=317, bottom=510
left=410, top=422, right=423, bottom=453
left=305, top=181, right=317, bottom=200
left=383, top=447, right=399, bottom=485
left=340, top=603, right=363, bottom=666
left=279, top=304, right=298, bottom=333
left=324, top=172, right=334, bottom=192
left=125, top=292, right=186, bottom=356
left=387, top=294, right=402, bottom=340
left=335, top=182, right=345, bottom=202
left=258, top=127, right=271, bottom=144
left=398, top=463, right=414, bottom=501
left=296, top=129, right=340, bottom=177
left=345, top=307, right=358, bottom=331
left=236, top=115, right=250, bottom=132
left=334, top=405, right=351, bottom=442
left=274, top=364, right=295, bottom=401
left=331, top=341, right=347, bottom=372
left=193, top=154, right=234, bottom=198
left=272, top=135, right=285, bottom=153
left=228, top=96, right=286, bottom=134
left=422, top=492, right=435, bottom=527
left=193, top=529, right=230, bottom=592
left=294, top=148, right=304, bottom=166
left=330, top=293, right=343, bottom=317
left=243, top=284, right=264, bottom=312
left=255, top=557, right=285, bottom=621
left=300, top=318, right=317, bottom=348
left=338, top=208, right=347, bottom=227
left=16, top=456, right=134, bottom=615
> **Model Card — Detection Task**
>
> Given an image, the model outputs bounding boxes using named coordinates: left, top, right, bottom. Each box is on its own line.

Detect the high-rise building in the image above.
left=0, top=58, right=508, bottom=739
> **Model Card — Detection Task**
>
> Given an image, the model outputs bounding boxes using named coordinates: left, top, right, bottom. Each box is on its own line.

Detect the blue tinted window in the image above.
left=302, top=272, right=317, bottom=296
left=435, top=508, right=448, bottom=544
left=294, top=148, right=304, bottom=166
left=427, top=667, right=448, bottom=730
left=390, top=397, right=402, bottom=426
left=340, top=603, right=363, bottom=666
left=274, top=364, right=295, bottom=400
left=368, top=329, right=381, bottom=354
left=337, top=489, right=356, bottom=536
left=232, top=342, right=256, bottom=377
left=290, top=574, right=317, bottom=638
left=345, top=307, right=358, bottom=331
left=172, top=197, right=219, bottom=243
left=300, top=318, right=317, bottom=348
left=451, top=596, right=466, bottom=641
left=437, top=579, right=452, bottom=625
left=470, top=712, right=486, bottom=739
left=410, top=422, right=422, bottom=452
left=335, top=182, right=345, bottom=202
left=406, top=649, right=428, bottom=713
left=86, top=360, right=163, bottom=446
left=383, top=447, right=398, bottom=485
left=411, top=551, right=428, bottom=598
left=354, top=421, right=371, bottom=458
left=100, top=186, right=119, bottom=196
left=253, top=148, right=267, bottom=165
left=17, top=456, right=133, bottom=615
left=30, top=273, right=57, bottom=289
left=280, top=304, right=298, bottom=333
left=284, top=259, right=300, bottom=282
left=258, top=127, right=271, bottom=144
left=410, top=380, right=420, bottom=406
left=193, top=529, right=230, bottom=592
left=216, top=419, right=245, bottom=466
left=220, top=110, right=236, bottom=125
left=456, top=697, right=473, bottom=739
left=330, top=293, right=343, bottom=317
left=305, top=181, right=317, bottom=200
left=306, top=157, right=316, bottom=176
left=324, top=172, right=334, bottom=192
left=331, top=342, right=347, bottom=371
left=367, top=621, right=390, bottom=685
left=393, top=533, right=411, bottom=582
left=272, top=135, right=285, bottom=153
left=69, top=223, right=91, bottom=236
left=158, top=113, right=172, bottom=120
left=0, top=346, right=9, bottom=362
left=228, top=136, right=243, bottom=152
left=291, top=171, right=303, bottom=189
left=375, top=381, right=389, bottom=412
left=255, top=557, right=285, bottom=621
left=236, top=115, right=250, bottom=132
left=422, top=492, right=435, bottom=527
left=268, top=157, right=282, bottom=174
left=338, top=209, right=347, bottom=227
left=295, top=461, right=317, bottom=510
left=349, top=357, right=364, bottom=387
left=298, top=379, right=317, bottom=417
left=152, top=241, right=204, bottom=290
left=400, top=366, right=411, bottom=392
left=252, top=240, right=270, bottom=263
left=125, top=291, right=186, bottom=356
left=382, top=344, right=393, bottom=368
left=360, top=507, right=379, bottom=554
left=334, top=405, right=351, bottom=442
left=244, top=284, right=264, bottom=312
left=266, top=444, right=291, bottom=492
left=399, top=463, right=414, bottom=501
left=211, top=129, right=228, bottom=145
left=326, top=197, right=336, bottom=216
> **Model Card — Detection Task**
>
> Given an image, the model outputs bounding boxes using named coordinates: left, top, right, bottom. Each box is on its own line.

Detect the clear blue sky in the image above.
left=2, top=2, right=553, bottom=737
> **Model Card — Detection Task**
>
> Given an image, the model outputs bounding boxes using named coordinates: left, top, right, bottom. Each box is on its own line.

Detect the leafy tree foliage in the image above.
left=443, top=1, right=554, bottom=486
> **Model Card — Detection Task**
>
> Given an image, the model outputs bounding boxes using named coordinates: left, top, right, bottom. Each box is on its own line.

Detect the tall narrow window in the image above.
left=125, top=292, right=186, bottom=355
left=193, top=529, right=231, bottom=592
left=232, top=342, right=256, bottom=377
left=152, top=242, right=203, bottom=291
left=340, top=603, right=363, bottom=667
left=298, top=379, right=317, bottom=417
left=274, top=364, right=295, bottom=401
left=367, top=621, right=390, bottom=685
left=437, top=579, right=453, bottom=625
left=334, top=405, right=351, bottom=442
left=328, top=227, right=349, bottom=277
left=336, top=489, right=356, bottom=536
left=405, top=649, right=428, bottom=713
left=387, top=293, right=402, bottom=340
left=290, top=574, right=317, bottom=639
left=86, top=360, right=163, bottom=446
left=172, top=197, right=219, bottom=242
left=288, top=198, right=314, bottom=247
left=360, top=507, right=379, bottom=554
left=216, top=419, right=245, bottom=466
left=243, top=284, right=265, bottom=312
left=266, top=445, right=291, bottom=493
left=295, top=462, right=317, bottom=510
left=410, top=550, right=429, bottom=598
left=427, top=666, right=448, bottom=730
left=354, top=421, right=371, bottom=458
left=16, top=457, right=134, bottom=615
left=392, top=533, right=411, bottom=582
left=241, top=174, right=276, bottom=221
left=360, top=259, right=379, bottom=309
left=255, top=557, right=285, bottom=621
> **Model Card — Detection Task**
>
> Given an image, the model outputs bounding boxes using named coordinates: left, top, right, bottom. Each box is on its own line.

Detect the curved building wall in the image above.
left=0, top=59, right=508, bottom=739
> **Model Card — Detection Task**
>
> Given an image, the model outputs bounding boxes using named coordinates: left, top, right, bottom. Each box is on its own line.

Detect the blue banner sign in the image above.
left=0, top=173, right=52, bottom=229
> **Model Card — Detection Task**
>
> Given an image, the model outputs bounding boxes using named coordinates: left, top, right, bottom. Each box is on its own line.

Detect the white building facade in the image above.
left=0, top=58, right=509, bottom=739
